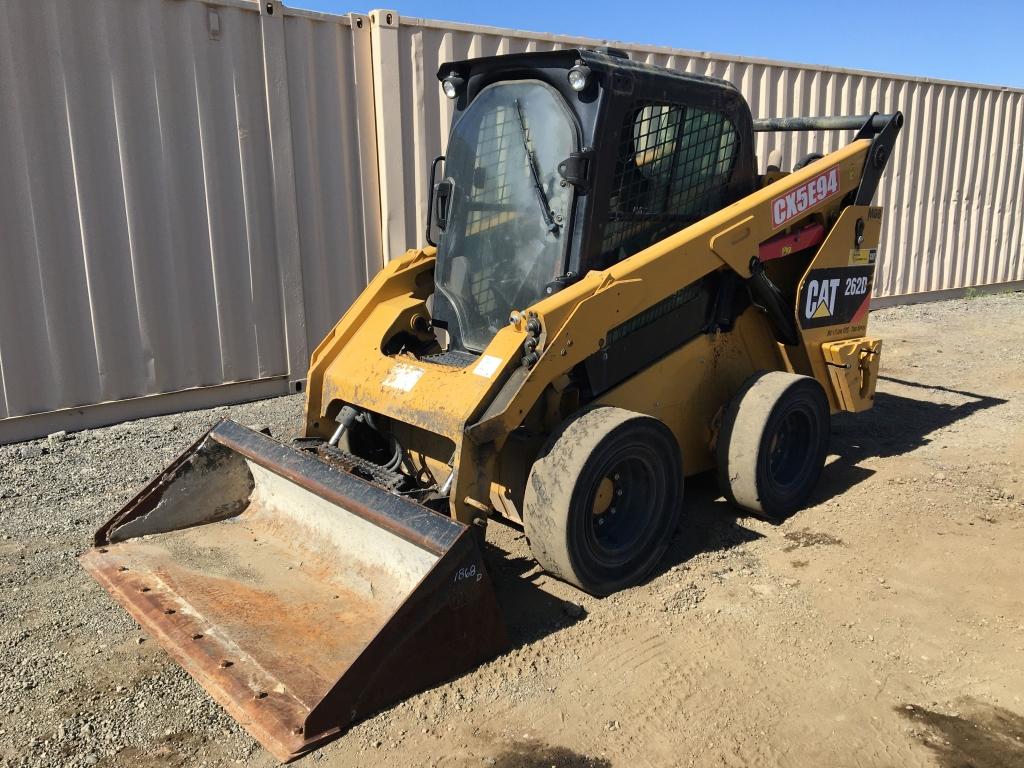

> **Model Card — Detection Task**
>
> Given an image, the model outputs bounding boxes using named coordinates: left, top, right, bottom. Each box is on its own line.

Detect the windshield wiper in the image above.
left=513, top=99, right=559, bottom=234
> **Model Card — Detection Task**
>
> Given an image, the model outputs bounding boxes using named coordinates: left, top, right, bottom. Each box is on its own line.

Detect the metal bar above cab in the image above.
left=753, top=114, right=902, bottom=133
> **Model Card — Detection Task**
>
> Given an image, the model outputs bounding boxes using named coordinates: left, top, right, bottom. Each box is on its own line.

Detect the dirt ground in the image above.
left=2, top=293, right=1023, bottom=768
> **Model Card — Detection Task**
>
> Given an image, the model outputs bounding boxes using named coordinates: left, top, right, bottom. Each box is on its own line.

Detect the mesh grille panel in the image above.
left=601, top=103, right=738, bottom=263
left=460, top=104, right=519, bottom=322
left=466, top=105, right=515, bottom=235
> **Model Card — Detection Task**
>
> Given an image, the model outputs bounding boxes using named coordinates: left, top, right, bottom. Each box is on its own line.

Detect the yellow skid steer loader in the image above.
left=82, top=48, right=902, bottom=761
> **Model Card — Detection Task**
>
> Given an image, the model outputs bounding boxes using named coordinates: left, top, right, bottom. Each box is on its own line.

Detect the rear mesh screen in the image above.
left=600, top=103, right=739, bottom=264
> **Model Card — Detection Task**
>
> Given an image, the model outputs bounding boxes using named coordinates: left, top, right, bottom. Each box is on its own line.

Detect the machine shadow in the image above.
left=813, top=376, right=1007, bottom=504
left=652, top=473, right=765, bottom=581
left=646, top=375, right=1008, bottom=581
left=481, top=376, right=1006, bottom=648
left=483, top=538, right=590, bottom=647
left=483, top=475, right=764, bottom=648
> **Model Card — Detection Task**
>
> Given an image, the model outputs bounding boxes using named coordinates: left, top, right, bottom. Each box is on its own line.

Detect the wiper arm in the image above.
left=513, top=99, right=559, bottom=234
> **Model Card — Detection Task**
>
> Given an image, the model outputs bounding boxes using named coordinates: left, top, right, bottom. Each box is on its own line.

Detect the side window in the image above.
left=600, top=102, right=739, bottom=264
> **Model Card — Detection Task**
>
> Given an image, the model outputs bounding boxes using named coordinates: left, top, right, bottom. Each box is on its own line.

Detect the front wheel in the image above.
left=523, top=407, right=683, bottom=596
left=716, top=371, right=830, bottom=520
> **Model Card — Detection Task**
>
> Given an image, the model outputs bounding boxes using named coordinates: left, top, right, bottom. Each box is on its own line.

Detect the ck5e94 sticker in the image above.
left=771, top=165, right=841, bottom=228
left=799, top=266, right=874, bottom=329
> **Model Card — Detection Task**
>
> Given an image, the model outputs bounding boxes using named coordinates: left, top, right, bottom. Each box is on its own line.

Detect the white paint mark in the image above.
left=381, top=363, right=424, bottom=393
left=472, top=355, right=502, bottom=379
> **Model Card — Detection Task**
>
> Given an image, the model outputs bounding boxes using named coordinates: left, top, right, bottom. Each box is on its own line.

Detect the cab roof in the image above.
left=436, top=47, right=743, bottom=99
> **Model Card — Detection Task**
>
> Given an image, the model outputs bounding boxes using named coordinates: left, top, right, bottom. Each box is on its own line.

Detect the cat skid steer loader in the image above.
left=82, top=48, right=902, bottom=761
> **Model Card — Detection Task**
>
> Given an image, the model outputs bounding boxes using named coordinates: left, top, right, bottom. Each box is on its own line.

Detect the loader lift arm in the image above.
left=457, top=126, right=899, bottom=490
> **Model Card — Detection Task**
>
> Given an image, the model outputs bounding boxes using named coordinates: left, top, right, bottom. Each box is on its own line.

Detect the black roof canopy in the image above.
left=436, top=47, right=754, bottom=169
left=437, top=47, right=744, bottom=99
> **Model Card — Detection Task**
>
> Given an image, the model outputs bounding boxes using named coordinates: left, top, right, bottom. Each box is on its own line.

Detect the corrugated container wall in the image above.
left=0, top=0, right=282, bottom=423
left=282, top=8, right=381, bottom=350
left=2, top=2, right=1022, bottom=442
left=372, top=12, right=1024, bottom=300
left=0, top=0, right=380, bottom=441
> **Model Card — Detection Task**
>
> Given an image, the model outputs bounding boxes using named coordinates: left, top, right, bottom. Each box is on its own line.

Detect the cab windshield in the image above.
left=436, top=81, right=576, bottom=352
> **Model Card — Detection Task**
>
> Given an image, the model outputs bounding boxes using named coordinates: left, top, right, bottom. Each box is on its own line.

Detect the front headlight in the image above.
left=567, top=64, right=591, bottom=92
left=442, top=74, right=464, bottom=99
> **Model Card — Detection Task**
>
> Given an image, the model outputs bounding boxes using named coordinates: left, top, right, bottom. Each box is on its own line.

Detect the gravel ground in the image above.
left=0, top=401, right=305, bottom=768
left=1, top=293, right=1023, bottom=768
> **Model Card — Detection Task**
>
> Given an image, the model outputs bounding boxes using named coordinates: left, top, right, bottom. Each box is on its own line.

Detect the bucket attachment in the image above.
left=80, top=420, right=508, bottom=762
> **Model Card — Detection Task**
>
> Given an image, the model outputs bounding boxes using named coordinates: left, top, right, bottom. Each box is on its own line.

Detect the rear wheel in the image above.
left=717, top=371, right=830, bottom=520
left=524, top=407, right=683, bottom=596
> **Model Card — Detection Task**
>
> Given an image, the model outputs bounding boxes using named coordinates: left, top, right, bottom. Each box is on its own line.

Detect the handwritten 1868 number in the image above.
left=454, top=564, right=481, bottom=583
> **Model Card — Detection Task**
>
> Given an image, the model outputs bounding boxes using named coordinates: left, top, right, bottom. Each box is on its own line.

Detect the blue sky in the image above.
left=293, top=0, right=1024, bottom=88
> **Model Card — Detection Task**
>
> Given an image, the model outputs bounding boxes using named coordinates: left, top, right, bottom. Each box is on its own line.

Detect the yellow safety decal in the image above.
left=848, top=248, right=877, bottom=266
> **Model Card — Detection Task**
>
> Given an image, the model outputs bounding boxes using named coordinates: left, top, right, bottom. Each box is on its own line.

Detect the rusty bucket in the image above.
left=80, top=420, right=507, bottom=762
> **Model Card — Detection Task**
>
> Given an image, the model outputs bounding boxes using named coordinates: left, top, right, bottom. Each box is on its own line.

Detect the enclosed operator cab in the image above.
left=430, top=48, right=758, bottom=356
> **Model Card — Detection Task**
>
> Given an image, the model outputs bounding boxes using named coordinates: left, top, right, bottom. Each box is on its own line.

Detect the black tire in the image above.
left=523, top=407, right=683, bottom=596
left=716, top=371, right=830, bottom=520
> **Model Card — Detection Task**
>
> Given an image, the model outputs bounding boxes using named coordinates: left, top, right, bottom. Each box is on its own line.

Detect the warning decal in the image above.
left=848, top=248, right=878, bottom=266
